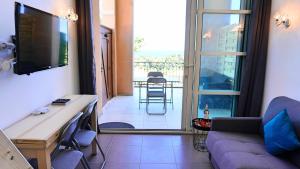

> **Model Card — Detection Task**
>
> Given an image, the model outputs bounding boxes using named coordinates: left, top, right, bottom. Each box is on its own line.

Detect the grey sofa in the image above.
left=206, top=96, right=300, bottom=169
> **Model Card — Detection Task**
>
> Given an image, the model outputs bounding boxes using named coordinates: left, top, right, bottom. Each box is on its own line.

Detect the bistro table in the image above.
left=133, top=79, right=180, bottom=109
left=192, top=118, right=212, bottom=152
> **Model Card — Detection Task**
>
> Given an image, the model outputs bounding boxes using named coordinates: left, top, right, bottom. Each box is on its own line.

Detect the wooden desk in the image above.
left=3, top=95, right=98, bottom=169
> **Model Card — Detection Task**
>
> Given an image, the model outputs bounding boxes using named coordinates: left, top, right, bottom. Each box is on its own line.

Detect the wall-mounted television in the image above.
left=14, top=2, right=68, bottom=75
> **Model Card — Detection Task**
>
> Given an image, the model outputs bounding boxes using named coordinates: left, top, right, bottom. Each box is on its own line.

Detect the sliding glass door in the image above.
left=183, top=0, right=251, bottom=130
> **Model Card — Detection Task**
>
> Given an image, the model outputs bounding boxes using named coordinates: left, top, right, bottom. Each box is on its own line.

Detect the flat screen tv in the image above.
left=14, top=2, right=68, bottom=75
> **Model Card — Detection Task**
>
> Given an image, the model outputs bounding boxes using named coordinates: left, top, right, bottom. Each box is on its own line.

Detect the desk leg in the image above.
left=37, top=149, right=51, bottom=169
left=91, top=108, right=98, bottom=155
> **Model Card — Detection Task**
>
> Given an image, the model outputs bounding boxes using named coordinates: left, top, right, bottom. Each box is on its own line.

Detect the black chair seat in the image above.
left=75, top=129, right=97, bottom=147
left=28, top=150, right=83, bottom=169
left=52, top=150, right=83, bottom=169
left=147, top=91, right=165, bottom=97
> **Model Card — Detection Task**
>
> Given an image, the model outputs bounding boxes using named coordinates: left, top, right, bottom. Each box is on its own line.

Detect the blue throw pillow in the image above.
left=264, top=109, right=300, bottom=155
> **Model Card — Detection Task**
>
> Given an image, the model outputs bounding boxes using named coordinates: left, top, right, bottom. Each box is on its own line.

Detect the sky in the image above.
left=133, top=0, right=186, bottom=53
left=133, top=0, right=241, bottom=54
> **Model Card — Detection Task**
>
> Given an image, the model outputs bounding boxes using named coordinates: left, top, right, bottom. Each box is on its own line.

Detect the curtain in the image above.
left=236, top=0, right=272, bottom=117
left=76, top=0, right=96, bottom=94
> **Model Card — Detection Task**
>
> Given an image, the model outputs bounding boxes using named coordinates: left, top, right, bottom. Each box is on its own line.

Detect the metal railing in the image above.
left=133, top=61, right=184, bottom=87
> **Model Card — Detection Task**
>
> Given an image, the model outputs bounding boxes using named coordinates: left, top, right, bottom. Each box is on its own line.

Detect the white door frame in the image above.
left=182, top=0, right=198, bottom=131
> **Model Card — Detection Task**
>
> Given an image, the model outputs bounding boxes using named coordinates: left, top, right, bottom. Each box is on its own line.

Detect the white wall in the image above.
left=262, top=0, right=300, bottom=112
left=0, top=0, right=79, bottom=129
left=100, top=0, right=115, bottom=28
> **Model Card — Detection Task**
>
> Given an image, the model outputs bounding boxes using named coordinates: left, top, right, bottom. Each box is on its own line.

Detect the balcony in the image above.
left=99, top=60, right=233, bottom=130
left=132, top=61, right=234, bottom=117
left=133, top=61, right=184, bottom=87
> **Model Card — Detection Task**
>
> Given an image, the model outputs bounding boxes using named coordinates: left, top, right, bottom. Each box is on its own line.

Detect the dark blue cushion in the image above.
left=264, top=109, right=300, bottom=155
left=75, top=129, right=96, bottom=147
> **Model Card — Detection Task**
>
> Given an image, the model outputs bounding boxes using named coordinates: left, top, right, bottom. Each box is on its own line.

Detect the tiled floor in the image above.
left=99, top=88, right=183, bottom=129
left=76, top=134, right=213, bottom=169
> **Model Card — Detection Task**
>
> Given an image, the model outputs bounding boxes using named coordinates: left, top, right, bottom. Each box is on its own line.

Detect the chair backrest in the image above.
left=147, top=77, right=167, bottom=93
left=79, top=99, right=98, bottom=130
left=147, top=71, right=163, bottom=77
left=58, top=112, right=83, bottom=146
left=147, top=77, right=167, bottom=84
left=51, top=112, right=83, bottom=158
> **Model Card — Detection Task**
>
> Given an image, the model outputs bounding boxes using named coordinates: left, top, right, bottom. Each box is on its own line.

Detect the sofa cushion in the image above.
left=218, top=152, right=298, bottom=169
left=207, top=131, right=298, bottom=169
left=262, top=97, right=300, bottom=168
left=206, top=131, right=263, bottom=151
left=263, top=97, right=300, bottom=138
left=264, top=109, right=300, bottom=155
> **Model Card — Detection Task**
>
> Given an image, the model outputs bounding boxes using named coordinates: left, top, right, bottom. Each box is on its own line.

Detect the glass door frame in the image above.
left=183, top=0, right=252, bottom=131
left=182, top=0, right=197, bottom=131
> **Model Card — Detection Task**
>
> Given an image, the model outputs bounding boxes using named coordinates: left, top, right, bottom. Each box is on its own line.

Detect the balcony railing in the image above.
left=133, top=61, right=184, bottom=87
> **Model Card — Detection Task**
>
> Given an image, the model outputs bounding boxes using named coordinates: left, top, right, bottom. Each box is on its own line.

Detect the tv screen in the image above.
left=14, top=2, right=68, bottom=75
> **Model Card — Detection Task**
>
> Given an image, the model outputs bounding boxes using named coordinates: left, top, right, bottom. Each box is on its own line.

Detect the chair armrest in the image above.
left=211, top=117, right=262, bottom=134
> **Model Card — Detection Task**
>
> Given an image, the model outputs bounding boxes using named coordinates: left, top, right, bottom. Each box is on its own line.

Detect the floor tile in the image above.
left=143, top=114, right=167, bottom=123
left=172, top=135, right=193, bottom=146
left=104, top=162, right=140, bottom=169
left=76, top=162, right=100, bottom=169
left=97, top=134, right=113, bottom=151
left=142, top=135, right=174, bottom=146
left=108, top=145, right=141, bottom=163
left=100, top=88, right=183, bottom=129
left=110, top=134, right=143, bottom=147
left=143, top=121, right=169, bottom=129
left=140, top=164, right=177, bottom=169
left=84, top=152, right=106, bottom=164
left=77, top=134, right=212, bottom=169
left=173, top=145, right=209, bottom=163
left=176, top=162, right=213, bottom=169
left=141, top=146, right=175, bottom=163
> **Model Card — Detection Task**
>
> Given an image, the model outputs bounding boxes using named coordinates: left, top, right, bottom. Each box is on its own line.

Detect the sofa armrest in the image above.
left=211, top=117, right=262, bottom=134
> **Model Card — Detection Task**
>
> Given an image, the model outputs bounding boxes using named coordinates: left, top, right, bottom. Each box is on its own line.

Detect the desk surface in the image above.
left=4, top=95, right=97, bottom=145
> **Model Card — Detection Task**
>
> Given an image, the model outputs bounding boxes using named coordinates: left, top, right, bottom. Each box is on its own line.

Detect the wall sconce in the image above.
left=274, top=14, right=290, bottom=28
left=65, top=8, right=78, bottom=22
left=0, top=41, right=15, bottom=72
left=0, top=41, right=15, bottom=51
left=203, top=31, right=212, bottom=39
left=0, top=58, right=15, bottom=72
